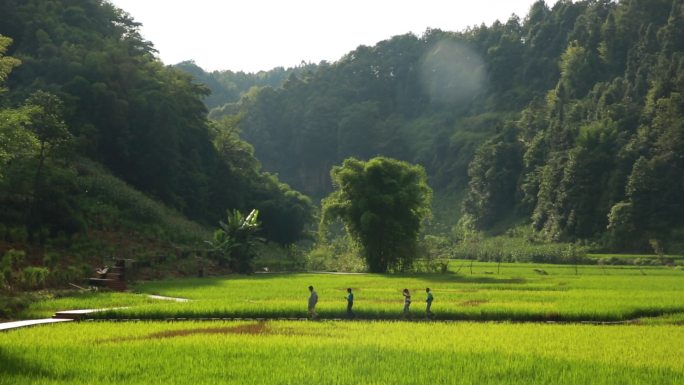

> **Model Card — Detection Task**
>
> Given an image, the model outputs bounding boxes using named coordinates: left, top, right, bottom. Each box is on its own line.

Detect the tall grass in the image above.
left=450, top=235, right=588, bottom=264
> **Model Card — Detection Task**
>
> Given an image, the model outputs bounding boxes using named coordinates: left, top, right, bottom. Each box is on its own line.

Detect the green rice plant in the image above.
left=20, top=261, right=676, bottom=322
left=18, top=261, right=684, bottom=322
left=639, top=312, right=684, bottom=325
left=0, top=320, right=682, bottom=385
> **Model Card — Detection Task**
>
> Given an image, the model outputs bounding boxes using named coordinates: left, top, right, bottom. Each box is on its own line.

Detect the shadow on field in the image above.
left=135, top=277, right=226, bottom=291
left=0, top=350, right=65, bottom=380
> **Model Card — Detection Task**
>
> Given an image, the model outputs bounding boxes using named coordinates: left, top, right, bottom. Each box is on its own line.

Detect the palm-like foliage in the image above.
left=207, top=209, right=263, bottom=273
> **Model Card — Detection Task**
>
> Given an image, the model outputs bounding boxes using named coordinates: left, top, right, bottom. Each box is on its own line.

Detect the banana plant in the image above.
left=206, top=209, right=263, bottom=273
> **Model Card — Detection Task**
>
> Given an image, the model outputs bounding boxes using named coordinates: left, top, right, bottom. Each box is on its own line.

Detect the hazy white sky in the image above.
left=107, top=0, right=550, bottom=73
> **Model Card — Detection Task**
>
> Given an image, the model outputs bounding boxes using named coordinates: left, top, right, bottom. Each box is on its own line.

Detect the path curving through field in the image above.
left=0, top=294, right=190, bottom=331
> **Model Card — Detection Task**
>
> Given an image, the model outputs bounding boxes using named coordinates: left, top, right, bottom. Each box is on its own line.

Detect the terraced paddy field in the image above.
left=1, top=320, right=682, bottom=385
left=20, top=261, right=684, bottom=322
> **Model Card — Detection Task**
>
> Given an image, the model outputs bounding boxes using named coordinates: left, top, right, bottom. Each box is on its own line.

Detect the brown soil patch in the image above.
left=459, top=299, right=489, bottom=307
left=147, top=322, right=268, bottom=339
left=99, top=322, right=268, bottom=343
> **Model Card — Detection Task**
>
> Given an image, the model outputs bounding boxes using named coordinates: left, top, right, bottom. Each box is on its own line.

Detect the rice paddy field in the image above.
left=1, top=320, right=682, bottom=385
left=20, top=261, right=684, bottom=322
left=3, top=260, right=683, bottom=384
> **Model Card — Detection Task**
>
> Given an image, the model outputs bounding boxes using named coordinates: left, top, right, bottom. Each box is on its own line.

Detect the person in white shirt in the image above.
left=402, top=288, right=411, bottom=318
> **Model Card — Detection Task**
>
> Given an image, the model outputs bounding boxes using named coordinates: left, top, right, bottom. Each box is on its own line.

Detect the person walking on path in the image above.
left=346, top=288, right=355, bottom=319
left=308, top=285, right=319, bottom=320
left=402, top=288, right=411, bottom=318
left=425, top=288, right=434, bottom=319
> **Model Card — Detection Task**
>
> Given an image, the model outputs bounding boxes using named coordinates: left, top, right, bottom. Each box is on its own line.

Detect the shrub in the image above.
left=304, top=243, right=367, bottom=273
left=1, top=249, right=26, bottom=291
left=20, top=267, right=49, bottom=289
left=46, top=264, right=89, bottom=286
left=410, top=259, right=450, bottom=273
left=0, top=294, right=31, bottom=319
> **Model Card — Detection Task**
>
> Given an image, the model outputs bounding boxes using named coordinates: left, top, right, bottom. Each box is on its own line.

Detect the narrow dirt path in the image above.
left=0, top=294, right=191, bottom=331
left=147, top=294, right=190, bottom=302
left=0, top=318, right=73, bottom=331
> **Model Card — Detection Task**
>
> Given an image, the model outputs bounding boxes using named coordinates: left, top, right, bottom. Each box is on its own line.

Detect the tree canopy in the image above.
left=0, top=0, right=313, bottom=246
left=321, top=157, right=432, bottom=273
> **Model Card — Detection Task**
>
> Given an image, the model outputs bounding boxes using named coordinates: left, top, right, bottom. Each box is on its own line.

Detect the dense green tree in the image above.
left=0, top=35, right=20, bottom=88
left=22, top=91, right=75, bottom=241
left=321, top=157, right=432, bottom=272
left=0, top=105, right=37, bottom=175
left=209, top=117, right=314, bottom=245
left=463, top=126, right=523, bottom=228
left=24, top=91, right=72, bottom=177
left=0, top=36, right=37, bottom=175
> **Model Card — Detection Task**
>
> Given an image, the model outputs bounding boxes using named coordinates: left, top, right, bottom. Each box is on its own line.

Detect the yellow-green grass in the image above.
left=1, top=320, right=682, bottom=385
left=22, top=261, right=683, bottom=322
left=588, top=253, right=684, bottom=263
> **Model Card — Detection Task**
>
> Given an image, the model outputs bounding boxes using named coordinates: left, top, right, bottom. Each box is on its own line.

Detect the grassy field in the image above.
left=6, top=261, right=683, bottom=385
left=1, top=320, right=682, bottom=385
left=587, top=253, right=684, bottom=265
left=19, top=261, right=684, bottom=322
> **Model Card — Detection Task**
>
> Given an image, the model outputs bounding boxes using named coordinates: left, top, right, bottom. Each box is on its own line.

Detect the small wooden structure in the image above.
left=88, top=258, right=132, bottom=291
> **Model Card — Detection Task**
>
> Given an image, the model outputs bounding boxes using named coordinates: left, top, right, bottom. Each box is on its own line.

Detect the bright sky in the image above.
left=107, top=0, right=550, bottom=73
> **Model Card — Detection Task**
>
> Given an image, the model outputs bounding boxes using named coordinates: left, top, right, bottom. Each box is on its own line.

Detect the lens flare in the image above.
left=420, top=40, right=487, bottom=105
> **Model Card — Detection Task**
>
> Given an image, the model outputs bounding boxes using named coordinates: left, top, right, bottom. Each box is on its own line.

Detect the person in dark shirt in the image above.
left=346, top=288, right=354, bottom=319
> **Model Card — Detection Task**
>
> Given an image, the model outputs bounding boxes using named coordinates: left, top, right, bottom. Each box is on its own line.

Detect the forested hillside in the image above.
left=0, top=0, right=313, bottom=289
left=203, top=0, right=683, bottom=252
left=465, top=0, right=683, bottom=252
left=174, top=60, right=318, bottom=110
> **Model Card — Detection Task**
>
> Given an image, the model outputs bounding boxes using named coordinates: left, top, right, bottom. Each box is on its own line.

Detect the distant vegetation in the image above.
left=174, top=60, right=318, bottom=110
left=197, top=0, right=684, bottom=254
